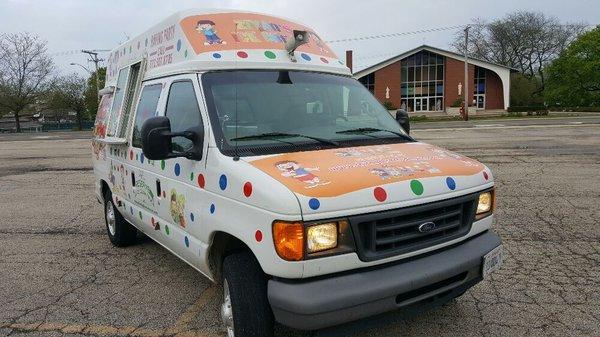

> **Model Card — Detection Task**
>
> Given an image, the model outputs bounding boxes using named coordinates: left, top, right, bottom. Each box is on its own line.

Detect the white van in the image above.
left=92, top=9, right=503, bottom=337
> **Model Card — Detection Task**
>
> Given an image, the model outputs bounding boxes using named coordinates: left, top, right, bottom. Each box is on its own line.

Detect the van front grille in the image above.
left=349, top=192, right=480, bottom=262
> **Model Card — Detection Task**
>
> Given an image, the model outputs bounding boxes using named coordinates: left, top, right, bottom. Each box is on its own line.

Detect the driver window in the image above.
left=165, top=81, right=202, bottom=153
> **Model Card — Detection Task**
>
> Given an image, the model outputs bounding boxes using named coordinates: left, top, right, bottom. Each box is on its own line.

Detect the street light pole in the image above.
left=81, top=50, right=104, bottom=104
left=463, top=26, right=470, bottom=121
left=70, top=62, right=100, bottom=105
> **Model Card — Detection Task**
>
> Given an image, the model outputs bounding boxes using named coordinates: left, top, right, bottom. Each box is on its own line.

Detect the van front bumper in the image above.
left=267, top=230, right=502, bottom=330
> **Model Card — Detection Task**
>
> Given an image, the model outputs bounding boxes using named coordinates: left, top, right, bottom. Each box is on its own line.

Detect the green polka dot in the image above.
left=165, top=225, right=170, bottom=235
left=160, top=160, right=165, bottom=170
left=189, top=172, right=194, bottom=181
left=410, top=180, right=424, bottom=195
left=264, top=50, right=276, bottom=59
left=184, top=50, right=188, bottom=58
left=138, top=211, right=143, bottom=220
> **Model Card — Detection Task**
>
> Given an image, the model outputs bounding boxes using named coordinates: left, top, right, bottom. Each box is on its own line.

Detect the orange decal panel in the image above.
left=250, top=144, right=484, bottom=198
left=179, top=13, right=335, bottom=57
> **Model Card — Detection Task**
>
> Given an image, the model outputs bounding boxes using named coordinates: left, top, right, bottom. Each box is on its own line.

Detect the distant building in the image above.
left=350, top=45, right=517, bottom=114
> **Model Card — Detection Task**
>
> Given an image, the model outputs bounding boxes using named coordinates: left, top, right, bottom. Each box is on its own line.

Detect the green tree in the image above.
left=46, top=73, right=88, bottom=130
left=84, top=67, right=106, bottom=120
left=510, top=73, right=544, bottom=106
left=544, top=27, right=600, bottom=107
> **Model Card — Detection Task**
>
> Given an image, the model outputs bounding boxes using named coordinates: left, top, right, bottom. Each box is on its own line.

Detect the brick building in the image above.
left=352, top=45, right=515, bottom=114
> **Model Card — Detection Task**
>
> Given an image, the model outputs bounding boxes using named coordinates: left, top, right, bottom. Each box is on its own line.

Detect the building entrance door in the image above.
left=415, top=98, right=428, bottom=112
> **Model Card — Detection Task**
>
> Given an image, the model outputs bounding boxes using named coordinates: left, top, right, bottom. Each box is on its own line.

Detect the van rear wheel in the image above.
left=221, top=251, right=274, bottom=337
left=103, top=190, right=137, bottom=247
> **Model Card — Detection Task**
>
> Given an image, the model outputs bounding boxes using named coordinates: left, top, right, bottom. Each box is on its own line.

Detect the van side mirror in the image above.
left=395, top=109, right=410, bottom=134
left=140, top=116, right=204, bottom=161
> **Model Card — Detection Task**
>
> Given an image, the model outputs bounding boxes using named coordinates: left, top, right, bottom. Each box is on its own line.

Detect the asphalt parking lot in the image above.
left=1, top=118, right=599, bottom=337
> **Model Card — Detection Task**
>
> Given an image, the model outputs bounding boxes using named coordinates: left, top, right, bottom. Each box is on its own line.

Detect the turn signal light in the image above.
left=273, top=221, right=304, bottom=261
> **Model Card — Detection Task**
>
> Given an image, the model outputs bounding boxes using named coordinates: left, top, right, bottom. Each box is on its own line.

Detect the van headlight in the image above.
left=476, top=190, right=495, bottom=219
left=272, top=219, right=354, bottom=261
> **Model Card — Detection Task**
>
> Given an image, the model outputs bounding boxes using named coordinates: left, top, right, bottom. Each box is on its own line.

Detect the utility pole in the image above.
left=463, top=26, right=470, bottom=121
left=81, top=50, right=104, bottom=103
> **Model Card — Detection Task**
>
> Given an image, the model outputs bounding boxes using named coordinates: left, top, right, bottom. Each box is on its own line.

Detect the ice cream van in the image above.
left=92, top=9, right=503, bottom=337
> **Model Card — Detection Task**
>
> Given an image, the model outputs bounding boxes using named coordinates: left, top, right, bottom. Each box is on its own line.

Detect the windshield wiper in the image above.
left=231, top=132, right=339, bottom=146
left=336, top=127, right=413, bottom=141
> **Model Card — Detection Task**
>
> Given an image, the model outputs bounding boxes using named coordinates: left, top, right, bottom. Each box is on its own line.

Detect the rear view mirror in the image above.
left=141, top=116, right=203, bottom=160
left=395, top=109, right=410, bottom=134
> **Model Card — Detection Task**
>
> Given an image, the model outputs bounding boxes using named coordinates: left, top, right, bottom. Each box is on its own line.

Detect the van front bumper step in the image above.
left=267, top=230, right=502, bottom=330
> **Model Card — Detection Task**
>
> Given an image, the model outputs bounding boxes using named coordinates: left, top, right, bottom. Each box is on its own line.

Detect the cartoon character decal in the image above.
left=108, top=161, right=126, bottom=194
left=169, top=189, right=187, bottom=228
left=196, top=19, right=226, bottom=45
left=370, top=162, right=441, bottom=180
left=275, top=161, right=330, bottom=189
left=132, top=177, right=155, bottom=211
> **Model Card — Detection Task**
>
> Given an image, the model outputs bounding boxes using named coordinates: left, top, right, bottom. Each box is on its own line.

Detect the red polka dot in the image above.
left=483, top=171, right=489, bottom=180
left=320, top=57, right=329, bottom=64
left=129, top=150, right=134, bottom=160
left=374, top=187, right=387, bottom=202
left=151, top=217, right=155, bottom=225
left=162, top=190, right=166, bottom=198
left=237, top=51, right=248, bottom=58
left=243, top=182, right=253, bottom=197
left=197, top=174, right=205, bottom=188
left=255, top=230, right=263, bottom=242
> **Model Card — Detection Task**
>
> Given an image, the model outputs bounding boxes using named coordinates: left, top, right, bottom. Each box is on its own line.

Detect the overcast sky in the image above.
left=1, top=0, right=598, bottom=76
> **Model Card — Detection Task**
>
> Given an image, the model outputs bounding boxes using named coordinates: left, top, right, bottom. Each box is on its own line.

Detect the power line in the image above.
left=49, top=49, right=110, bottom=57
left=325, top=24, right=466, bottom=44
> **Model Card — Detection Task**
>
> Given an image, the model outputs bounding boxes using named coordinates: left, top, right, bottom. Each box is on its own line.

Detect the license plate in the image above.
left=482, top=245, right=504, bottom=278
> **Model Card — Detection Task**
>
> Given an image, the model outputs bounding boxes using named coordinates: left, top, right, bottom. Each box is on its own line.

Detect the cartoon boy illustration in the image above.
left=170, top=189, right=187, bottom=228
left=275, top=160, right=330, bottom=189
left=196, top=20, right=226, bottom=45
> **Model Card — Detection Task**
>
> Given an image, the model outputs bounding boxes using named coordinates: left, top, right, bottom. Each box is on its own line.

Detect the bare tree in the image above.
left=452, top=11, right=586, bottom=93
left=46, top=73, right=88, bottom=130
left=0, top=33, right=54, bottom=132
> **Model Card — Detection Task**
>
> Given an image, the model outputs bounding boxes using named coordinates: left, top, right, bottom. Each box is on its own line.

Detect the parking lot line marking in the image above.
left=0, top=321, right=168, bottom=337
left=167, top=285, right=219, bottom=335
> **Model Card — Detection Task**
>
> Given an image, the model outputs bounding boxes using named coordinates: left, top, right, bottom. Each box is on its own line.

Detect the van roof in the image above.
left=105, top=9, right=350, bottom=86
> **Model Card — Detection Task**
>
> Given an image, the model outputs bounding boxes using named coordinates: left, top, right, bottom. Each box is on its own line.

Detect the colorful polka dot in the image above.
left=264, top=50, right=276, bottom=59
left=190, top=212, right=195, bottom=222
left=308, top=198, right=320, bottom=210
left=446, top=177, right=456, bottom=190
left=243, top=182, right=253, bottom=197
left=130, top=206, right=133, bottom=215
left=189, top=172, right=194, bottom=181
left=212, top=52, right=221, bottom=59
left=483, top=171, right=489, bottom=180
left=410, top=180, right=424, bottom=195
left=237, top=51, right=248, bottom=58
left=129, top=150, right=134, bottom=160
left=301, top=53, right=311, bottom=61
left=210, top=204, right=215, bottom=214
left=197, top=174, right=205, bottom=188
left=184, top=50, right=188, bottom=58
left=176, top=39, right=182, bottom=51
left=174, top=163, right=181, bottom=176
left=255, top=230, right=263, bottom=242
left=140, top=153, right=144, bottom=163
left=184, top=236, right=190, bottom=248
left=320, top=57, right=329, bottom=64
left=135, top=154, right=139, bottom=161
left=165, top=225, right=170, bottom=235
left=374, top=187, right=387, bottom=202
left=138, top=211, right=143, bottom=220
left=160, top=160, right=165, bottom=170
left=219, top=174, right=227, bottom=190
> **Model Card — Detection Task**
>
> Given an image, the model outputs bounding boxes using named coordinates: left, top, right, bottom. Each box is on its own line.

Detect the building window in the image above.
left=400, top=50, right=444, bottom=112
left=358, top=72, right=375, bottom=94
left=474, top=66, right=486, bottom=109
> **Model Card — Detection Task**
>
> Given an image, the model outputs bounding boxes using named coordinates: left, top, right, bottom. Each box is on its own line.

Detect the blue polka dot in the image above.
left=308, top=198, right=320, bottom=210
left=130, top=206, right=133, bottom=215
left=190, top=212, right=195, bottom=222
left=212, top=52, right=222, bottom=59
left=140, top=153, right=144, bottom=163
left=219, top=174, right=227, bottom=190
left=176, top=39, right=182, bottom=51
left=174, top=163, right=181, bottom=176
left=301, top=53, right=311, bottom=61
left=184, top=236, right=189, bottom=248
left=210, top=204, right=215, bottom=214
left=446, top=177, right=456, bottom=190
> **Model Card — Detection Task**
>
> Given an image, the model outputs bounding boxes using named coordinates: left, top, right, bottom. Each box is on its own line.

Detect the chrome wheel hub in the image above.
left=106, top=199, right=116, bottom=236
left=221, top=279, right=234, bottom=337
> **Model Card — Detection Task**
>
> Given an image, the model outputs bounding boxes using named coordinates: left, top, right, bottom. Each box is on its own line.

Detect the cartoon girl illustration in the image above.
left=170, top=189, right=187, bottom=228
left=275, top=160, right=330, bottom=189
left=196, top=20, right=226, bottom=45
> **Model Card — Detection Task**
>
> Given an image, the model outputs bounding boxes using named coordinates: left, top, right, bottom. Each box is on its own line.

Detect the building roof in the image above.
left=353, top=44, right=518, bottom=79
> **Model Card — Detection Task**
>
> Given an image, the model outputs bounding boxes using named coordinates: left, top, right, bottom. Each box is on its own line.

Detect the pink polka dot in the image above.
left=162, top=190, right=166, bottom=198
left=197, top=174, right=205, bottom=188
left=129, top=150, right=134, bottom=160
left=243, top=182, right=253, bottom=197
left=320, top=57, right=329, bottom=64
left=255, top=230, right=263, bottom=242
left=483, top=171, right=489, bottom=180
left=237, top=51, right=248, bottom=58
left=151, top=217, right=155, bottom=225
left=374, top=187, right=387, bottom=202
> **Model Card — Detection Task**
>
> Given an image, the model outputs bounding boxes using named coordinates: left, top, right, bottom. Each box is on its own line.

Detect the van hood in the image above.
left=246, top=142, right=492, bottom=215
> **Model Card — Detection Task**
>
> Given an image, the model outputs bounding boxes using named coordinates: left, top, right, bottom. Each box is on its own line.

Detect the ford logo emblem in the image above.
left=418, top=222, right=437, bottom=233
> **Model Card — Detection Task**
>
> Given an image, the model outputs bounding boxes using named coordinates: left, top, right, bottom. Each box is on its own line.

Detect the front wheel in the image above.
left=221, top=252, right=274, bottom=337
left=104, top=189, right=137, bottom=247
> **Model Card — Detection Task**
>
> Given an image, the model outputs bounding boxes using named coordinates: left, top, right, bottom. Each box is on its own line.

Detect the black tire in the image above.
left=103, top=189, right=137, bottom=247
left=222, top=251, right=274, bottom=337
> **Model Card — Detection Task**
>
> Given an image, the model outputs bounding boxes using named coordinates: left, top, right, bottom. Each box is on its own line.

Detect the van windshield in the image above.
left=201, top=70, right=411, bottom=156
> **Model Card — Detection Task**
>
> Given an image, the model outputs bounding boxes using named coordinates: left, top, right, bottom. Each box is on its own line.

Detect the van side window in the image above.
left=117, top=62, right=142, bottom=138
left=165, top=81, right=202, bottom=152
left=107, top=67, right=130, bottom=136
left=131, top=84, right=162, bottom=148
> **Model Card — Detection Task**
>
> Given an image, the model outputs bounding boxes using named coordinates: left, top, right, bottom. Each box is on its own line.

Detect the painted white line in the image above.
left=414, top=123, right=596, bottom=132
left=568, top=121, right=583, bottom=125
left=474, top=124, right=505, bottom=127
